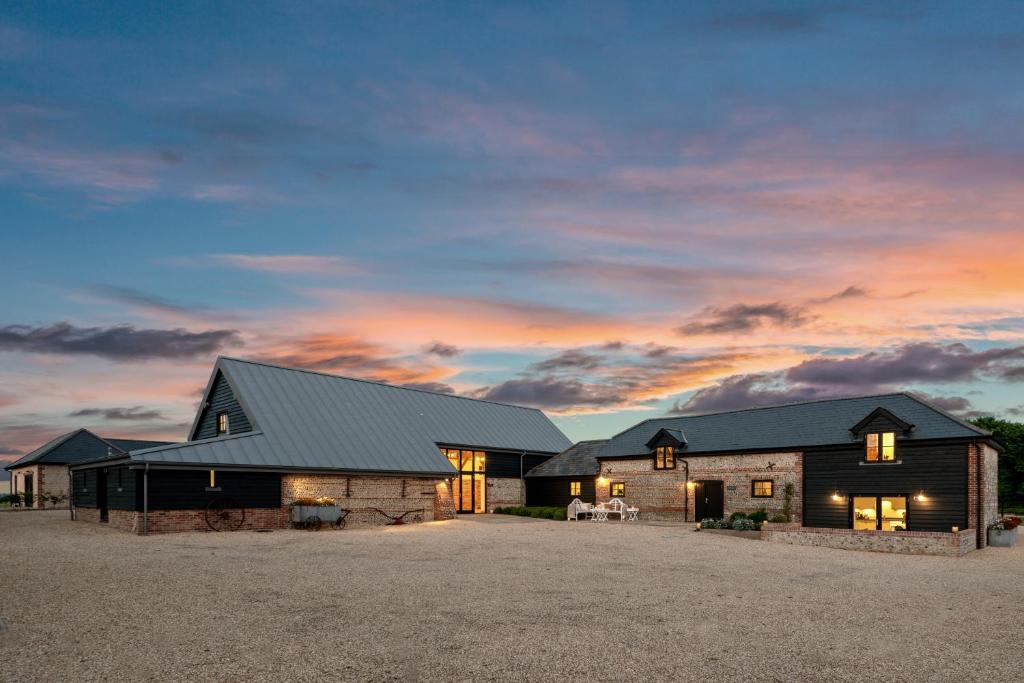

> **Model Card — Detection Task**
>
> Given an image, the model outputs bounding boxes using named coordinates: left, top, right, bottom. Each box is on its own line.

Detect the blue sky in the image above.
left=2, top=1, right=1024, bottom=460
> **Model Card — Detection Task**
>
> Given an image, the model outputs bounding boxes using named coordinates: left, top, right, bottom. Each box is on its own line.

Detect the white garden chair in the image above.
left=592, top=504, right=609, bottom=522
left=606, top=498, right=627, bottom=521
left=567, top=498, right=594, bottom=521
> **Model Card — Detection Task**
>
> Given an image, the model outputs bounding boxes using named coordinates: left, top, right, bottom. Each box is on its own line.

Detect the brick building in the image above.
left=526, top=394, right=1001, bottom=552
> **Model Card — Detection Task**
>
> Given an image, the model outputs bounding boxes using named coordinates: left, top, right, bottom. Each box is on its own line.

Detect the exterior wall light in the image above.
left=914, top=492, right=928, bottom=502
left=685, top=481, right=696, bottom=490
left=831, top=492, right=845, bottom=502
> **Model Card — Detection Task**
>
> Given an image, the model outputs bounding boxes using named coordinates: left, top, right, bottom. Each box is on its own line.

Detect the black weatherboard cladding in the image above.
left=145, top=470, right=281, bottom=510
left=526, top=477, right=596, bottom=507
left=72, top=470, right=98, bottom=507
left=803, top=440, right=969, bottom=532
left=194, top=371, right=252, bottom=439
left=105, top=466, right=138, bottom=510
left=483, top=451, right=550, bottom=478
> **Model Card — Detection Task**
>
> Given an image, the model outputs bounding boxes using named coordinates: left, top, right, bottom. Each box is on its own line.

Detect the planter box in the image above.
left=291, top=505, right=342, bottom=524
left=988, top=527, right=1018, bottom=548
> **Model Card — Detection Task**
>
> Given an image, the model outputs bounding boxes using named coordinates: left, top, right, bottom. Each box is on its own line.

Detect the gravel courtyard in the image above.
left=2, top=511, right=1021, bottom=682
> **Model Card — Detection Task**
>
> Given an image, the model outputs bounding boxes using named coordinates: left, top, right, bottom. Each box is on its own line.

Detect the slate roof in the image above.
left=524, top=440, right=607, bottom=478
left=129, top=357, right=572, bottom=475
left=601, top=393, right=991, bottom=459
left=5, top=429, right=174, bottom=470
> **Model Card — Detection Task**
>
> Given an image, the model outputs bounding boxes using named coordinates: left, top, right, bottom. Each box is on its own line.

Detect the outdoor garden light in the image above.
left=952, top=526, right=959, bottom=534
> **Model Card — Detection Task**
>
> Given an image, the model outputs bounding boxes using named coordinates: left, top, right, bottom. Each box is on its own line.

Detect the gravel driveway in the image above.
left=1, top=511, right=1021, bottom=682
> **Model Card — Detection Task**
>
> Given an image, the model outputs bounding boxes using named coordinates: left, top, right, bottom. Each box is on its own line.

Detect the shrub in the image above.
left=731, top=517, right=757, bottom=531
left=748, top=509, right=768, bottom=525
left=493, top=507, right=506, bottom=514
left=700, top=517, right=728, bottom=529
left=291, top=496, right=337, bottom=507
left=768, top=514, right=791, bottom=523
left=729, top=512, right=748, bottom=523
left=782, top=482, right=795, bottom=519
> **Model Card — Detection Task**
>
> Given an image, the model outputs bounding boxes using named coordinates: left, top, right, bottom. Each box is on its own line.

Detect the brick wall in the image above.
left=967, top=442, right=985, bottom=549
left=9, top=464, right=71, bottom=508
left=281, top=473, right=450, bottom=526
left=486, top=477, right=522, bottom=511
left=761, top=522, right=977, bottom=556
left=434, top=480, right=456, bottom=520
left=596, top=452, right=802, bottom=522
left=983, top=443, right=999, bottom=523
left=75, top=506, right=101, bottom=524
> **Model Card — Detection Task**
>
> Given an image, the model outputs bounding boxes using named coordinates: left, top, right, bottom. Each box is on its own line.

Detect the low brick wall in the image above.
left=143, top=508, right=282, bottom=534
left=485, top=477, right=522, bottom=511
left=282, top=474, right=450, bottom=526
left=75, top=506, right=101, bottom=524
left=761, top=523, right=977, bottom=556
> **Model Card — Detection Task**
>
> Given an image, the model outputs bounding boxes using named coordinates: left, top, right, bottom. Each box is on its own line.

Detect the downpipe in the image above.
left=143, top=463, right=149, bottom=536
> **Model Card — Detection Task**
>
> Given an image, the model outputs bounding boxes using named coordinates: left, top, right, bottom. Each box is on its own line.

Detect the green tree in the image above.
left=971, top=417, right=1024, bottom=511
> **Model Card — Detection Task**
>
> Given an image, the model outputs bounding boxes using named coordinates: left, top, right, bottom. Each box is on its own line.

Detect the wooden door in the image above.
left=696, top=480, right=725, bottom=520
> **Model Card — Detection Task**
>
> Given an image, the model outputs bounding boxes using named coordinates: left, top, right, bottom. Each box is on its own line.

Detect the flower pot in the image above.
left=291, top=504, right=342, bottom=524
left=988, top=527, right=1018, bottom=548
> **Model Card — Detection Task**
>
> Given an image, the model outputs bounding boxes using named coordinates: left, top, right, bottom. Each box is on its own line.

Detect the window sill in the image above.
left=859, top=460, right=902, bottom=466
left=205, top=486, right=222, bottom=492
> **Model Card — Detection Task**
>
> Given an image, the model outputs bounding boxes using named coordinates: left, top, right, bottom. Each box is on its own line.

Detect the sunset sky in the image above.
left=2, top=1, right=1024, bottom=465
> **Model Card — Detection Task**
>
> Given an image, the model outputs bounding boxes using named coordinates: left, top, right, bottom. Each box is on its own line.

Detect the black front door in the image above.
left=696, top=480, right=725, bottom=520
left=97, top=468, right=108, bottom=522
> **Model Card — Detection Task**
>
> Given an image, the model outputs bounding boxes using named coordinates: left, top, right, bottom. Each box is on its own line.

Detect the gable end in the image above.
left=192, top=371, right=253, bottom=440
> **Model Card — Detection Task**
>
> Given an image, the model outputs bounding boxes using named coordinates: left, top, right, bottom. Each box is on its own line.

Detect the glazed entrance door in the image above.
left=443, top=448, right=487, bottom=513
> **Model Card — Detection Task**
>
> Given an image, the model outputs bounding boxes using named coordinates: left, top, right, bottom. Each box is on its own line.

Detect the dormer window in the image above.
left=654, top=445, right=675, bottom=469
left=866, top=432, right=896, bottom=462
left=217, top=412, right=229, bottom=435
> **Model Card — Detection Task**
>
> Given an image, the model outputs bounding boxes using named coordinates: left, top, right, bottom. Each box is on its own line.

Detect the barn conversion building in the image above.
left=6, top=429, right=172, bottom=509
left=526, top=394, right=1001, bottom=553
left=69, top=357, right=571, bottom=533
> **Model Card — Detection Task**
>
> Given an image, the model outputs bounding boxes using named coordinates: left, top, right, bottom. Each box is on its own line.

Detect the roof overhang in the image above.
left=849, top=407, right=915, bottom=435
left=645, top=427, right=687, bottom=450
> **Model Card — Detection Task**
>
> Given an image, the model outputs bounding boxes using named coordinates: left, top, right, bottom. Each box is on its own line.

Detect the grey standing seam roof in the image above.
left=524, top=440, right=607, bottom=478
left=5, top=429, right=174, bottom=470
left=601, top=393, right=990, bottom=458
left=130, top=357, right=572, bottom=474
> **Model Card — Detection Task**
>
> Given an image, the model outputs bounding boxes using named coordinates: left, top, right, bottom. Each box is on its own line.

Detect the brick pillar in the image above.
left=967, top=442, right=985, bottom=549
left=434, top=480, right=456, bottom=520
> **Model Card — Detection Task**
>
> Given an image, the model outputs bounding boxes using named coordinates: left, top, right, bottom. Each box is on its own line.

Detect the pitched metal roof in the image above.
left=524, top=440, right=607, bottom=478
left=5, top=429, right=174, bottom=470
left=601, top=393, right=991, bottom=458
left=130, top=357, right=572, bottom=474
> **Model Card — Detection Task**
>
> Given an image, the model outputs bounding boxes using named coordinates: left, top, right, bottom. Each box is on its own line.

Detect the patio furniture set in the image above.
left=567, top=497, right=639, bottom=522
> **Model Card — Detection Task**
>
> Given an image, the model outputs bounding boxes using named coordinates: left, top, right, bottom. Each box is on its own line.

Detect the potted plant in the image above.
left=290, top=496, right=343, bottom=524
left=987, top=516, right=1021, bottom=547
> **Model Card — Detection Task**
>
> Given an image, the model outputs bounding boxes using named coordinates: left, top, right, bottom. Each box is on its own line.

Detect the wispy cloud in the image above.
left=0, top=322, right=241, bottom=361
left=678, top=302, right=810, bottom=336
left=209, top=253, right=359, bottom=274
left=68, top=406, right=167, bottom=421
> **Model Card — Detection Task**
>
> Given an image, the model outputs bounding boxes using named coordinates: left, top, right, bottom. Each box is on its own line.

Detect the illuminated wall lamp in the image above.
left=831, top=491, right=845, bottom=502
left=685, top=481, right=696, bottom=491
left=913, top=492, right=928, bottom=503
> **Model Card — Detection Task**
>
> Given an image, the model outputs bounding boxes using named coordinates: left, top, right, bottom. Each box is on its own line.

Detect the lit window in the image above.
left=752, top=480, right=773, bottom=498
left=209, top=469, right=216, bottom=488
left=865, top=432, right=895, bottom=462
left=610, top=482, right=625, bottom=498
left=866, top=433, right=879, bottom=461
left=654, top=445, right=675, bottom=469
left=569, top=481, right=581, bottom=496
left=881, top=432, right=896, bottom=461
left=853, top=496, right=907, bottom=531
left=217, top=412, right=229, bottom=435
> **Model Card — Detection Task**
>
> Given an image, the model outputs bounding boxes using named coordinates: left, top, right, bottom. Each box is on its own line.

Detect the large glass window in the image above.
left=654, top=446, right=675, bottom=469
left=853, top=496, right=907, bottom=531
left=442, top=448, right=486, bottom=513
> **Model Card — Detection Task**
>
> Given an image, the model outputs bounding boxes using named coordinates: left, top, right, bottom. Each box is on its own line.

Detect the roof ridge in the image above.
left=217, top=356, right=552, bottom=414
left=659, top=392, right=911, bottom=421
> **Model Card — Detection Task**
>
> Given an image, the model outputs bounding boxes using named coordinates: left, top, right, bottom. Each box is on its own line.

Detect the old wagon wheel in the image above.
left=205, top=497, right=246, bottom=532
left=305, top=515, right=322, bottom=531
